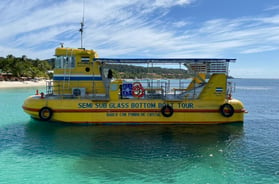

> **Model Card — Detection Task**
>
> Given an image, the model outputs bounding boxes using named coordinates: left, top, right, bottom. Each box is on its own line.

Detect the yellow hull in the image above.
left=22, top=96, right=245, bottom=124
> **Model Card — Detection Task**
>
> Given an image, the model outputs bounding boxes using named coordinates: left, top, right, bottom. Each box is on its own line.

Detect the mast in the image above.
left=79, top=0, right=85, bottom=48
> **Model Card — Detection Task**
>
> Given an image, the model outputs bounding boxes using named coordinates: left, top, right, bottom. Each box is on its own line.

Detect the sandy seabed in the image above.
left=0, top=80, right=46, bottom=89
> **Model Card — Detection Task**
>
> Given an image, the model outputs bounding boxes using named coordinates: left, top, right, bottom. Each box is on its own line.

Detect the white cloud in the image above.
left=172, top=21, right=189, bottom=28
left=264, top=5, right=279, bottom=11
left=153, top=0, right=192, bottom=8
left=241, top=46, right=277, bottom=54
left=0, top=0, right=279, bottom=62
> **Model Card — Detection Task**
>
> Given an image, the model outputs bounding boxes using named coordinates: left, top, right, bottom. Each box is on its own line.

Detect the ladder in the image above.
left=63, top=49, right=73, bottom=93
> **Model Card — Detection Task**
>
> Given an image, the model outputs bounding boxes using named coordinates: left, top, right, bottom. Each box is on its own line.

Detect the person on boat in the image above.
left=108, top=69, right=113, bottom=79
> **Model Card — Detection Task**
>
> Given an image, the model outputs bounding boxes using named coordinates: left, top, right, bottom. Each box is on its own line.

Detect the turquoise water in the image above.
left=0, top=79, right=278, bottom=184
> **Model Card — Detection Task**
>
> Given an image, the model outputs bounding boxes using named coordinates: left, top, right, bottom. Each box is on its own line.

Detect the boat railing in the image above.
left=45, top=78, right=205, bottom=100
left=45, top=80, right=53, bottom=95
left=226, top=80, right=236, bottom=99
left=121, top=79, right=204, bottom=100
left=45, top=80, right=110, bottom=100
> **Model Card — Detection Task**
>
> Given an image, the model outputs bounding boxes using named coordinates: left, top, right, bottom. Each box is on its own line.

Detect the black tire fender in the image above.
left=161, top=105, right=174, bottom=117
left=39, top=107, right=53, bottom=121
left=220, top=103, right=234, bottom=117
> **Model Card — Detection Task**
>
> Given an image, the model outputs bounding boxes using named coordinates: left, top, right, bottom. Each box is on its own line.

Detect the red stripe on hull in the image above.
left=63, top=121, right=243, bottom=124
left=23, top=106, right=245, bottom=114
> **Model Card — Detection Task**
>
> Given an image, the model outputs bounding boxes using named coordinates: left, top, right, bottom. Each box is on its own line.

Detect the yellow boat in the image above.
left=22, top=46, right=247, bottom=124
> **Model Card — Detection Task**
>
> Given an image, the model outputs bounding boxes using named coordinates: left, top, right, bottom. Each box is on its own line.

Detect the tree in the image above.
left=0, top=54, right=52, bottom=80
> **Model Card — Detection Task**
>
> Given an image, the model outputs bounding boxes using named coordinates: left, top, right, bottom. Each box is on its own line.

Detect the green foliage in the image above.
left=107, top=64, right=191, bottom=79
left=0, top=55, right=52, bottom=79
left=0, top=55, right=190, bottom=80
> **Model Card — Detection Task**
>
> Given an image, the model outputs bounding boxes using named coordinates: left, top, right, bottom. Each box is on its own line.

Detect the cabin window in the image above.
left=55, top=56, right=75, bottom=68
left=81, top=57, right=90, bottom=63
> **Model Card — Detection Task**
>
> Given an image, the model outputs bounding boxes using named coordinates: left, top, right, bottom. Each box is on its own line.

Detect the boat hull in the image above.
left=22, top=95, right=245, bottom=124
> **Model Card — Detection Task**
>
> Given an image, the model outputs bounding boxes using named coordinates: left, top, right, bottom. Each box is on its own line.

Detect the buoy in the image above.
left=220, top=103, right=234, bottom=117
left=39, top=107, right=53, bottom=121
left=161, top=105, right=174, bottom=117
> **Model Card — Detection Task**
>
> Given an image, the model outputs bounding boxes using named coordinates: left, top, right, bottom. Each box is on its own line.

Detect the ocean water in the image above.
left=0, top=79, right=278, bottom=184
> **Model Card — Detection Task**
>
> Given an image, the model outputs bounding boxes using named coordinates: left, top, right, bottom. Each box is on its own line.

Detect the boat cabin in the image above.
left=47, top=47, right=235, bottom=102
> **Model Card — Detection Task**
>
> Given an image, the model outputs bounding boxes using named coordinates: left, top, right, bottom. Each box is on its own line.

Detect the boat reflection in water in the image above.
left=21, top=120, right=243, bottom=181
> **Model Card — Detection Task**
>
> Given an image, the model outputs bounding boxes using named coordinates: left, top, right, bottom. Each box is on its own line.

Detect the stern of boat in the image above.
left=22, top=95, right=48, bottom=120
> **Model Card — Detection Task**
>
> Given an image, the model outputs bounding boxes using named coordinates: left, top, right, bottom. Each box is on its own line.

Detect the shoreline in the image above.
left=0, top=80, right=46, bottom=89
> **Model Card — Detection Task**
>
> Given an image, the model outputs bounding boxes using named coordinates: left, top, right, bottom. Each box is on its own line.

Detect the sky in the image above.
left=0, top=0, right=279, bottom=78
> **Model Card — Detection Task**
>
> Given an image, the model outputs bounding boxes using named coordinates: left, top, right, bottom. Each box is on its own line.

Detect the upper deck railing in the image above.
left=94, top=58, right=235, bottom=75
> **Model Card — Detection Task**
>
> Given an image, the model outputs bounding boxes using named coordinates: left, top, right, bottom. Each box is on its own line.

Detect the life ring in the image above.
left=220, top=103, right=234, bottom=117
left=161, top=105, right=174, bottom=117
left=132, top=82, right=145, bottom=98
left=39, top=107, right=53, bottom=121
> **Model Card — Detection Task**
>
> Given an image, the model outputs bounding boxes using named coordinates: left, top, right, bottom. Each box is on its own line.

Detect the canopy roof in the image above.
left=94, top=58, right=235, bottom=74
left=93, top=58, right=235, bottom=64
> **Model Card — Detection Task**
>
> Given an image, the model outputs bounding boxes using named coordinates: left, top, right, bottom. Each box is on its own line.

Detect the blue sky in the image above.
left=0, top=0, right=279, bottom=78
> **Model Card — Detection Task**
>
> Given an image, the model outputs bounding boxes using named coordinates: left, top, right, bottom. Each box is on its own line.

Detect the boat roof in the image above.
left=94, top=58, right=235, bottom=74
left=93, top=58, right=236, bottom=64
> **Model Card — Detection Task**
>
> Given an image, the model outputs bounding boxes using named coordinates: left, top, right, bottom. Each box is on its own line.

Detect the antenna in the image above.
left=79, top=0, right=85, bottom=48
